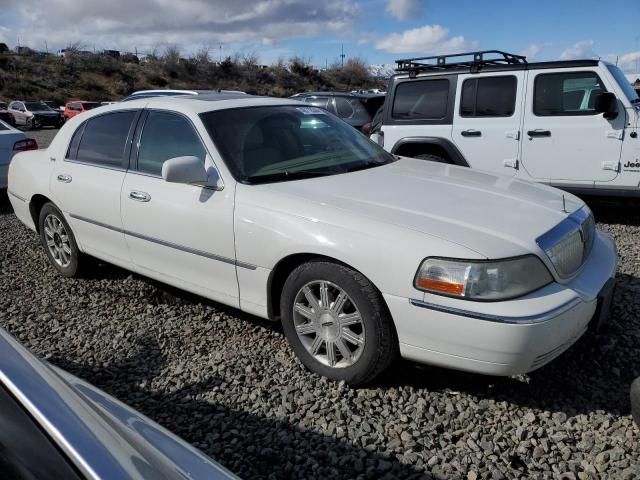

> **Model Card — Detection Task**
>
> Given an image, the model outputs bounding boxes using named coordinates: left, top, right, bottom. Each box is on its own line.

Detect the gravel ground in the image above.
left=1, top=129, right=639, bottom=479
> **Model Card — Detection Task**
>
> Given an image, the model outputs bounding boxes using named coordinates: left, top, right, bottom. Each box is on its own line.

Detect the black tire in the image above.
left=28, top=117, right=41, bottom=130
left=414, top=153, right=451, bottom=164
left=631, top=377, right=640, bottom=426
left=280, top=261, right=398, bottom=386
left=38, top=203, right=82, bottom=277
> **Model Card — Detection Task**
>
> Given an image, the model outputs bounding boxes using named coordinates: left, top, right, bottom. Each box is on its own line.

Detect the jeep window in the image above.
left=137, top=111, right=206, bottom=176
left=606, top=64, right=640, bottom=103
left=460, top=76, right=517, bottom=117
left=200, top=105, right=396, bottom=184
left=75, top=111, right=136, bottom=168
left=534, top=72, right=606, bottom=116
left=392, top=79, right=449, bottom=119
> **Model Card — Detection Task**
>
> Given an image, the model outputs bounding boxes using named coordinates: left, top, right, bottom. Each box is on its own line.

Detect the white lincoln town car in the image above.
left=7, top=94, right=617, bottom=385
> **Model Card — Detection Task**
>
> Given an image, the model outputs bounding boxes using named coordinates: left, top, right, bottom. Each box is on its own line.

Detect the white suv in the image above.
left=376, top=50, right=640, bottom=197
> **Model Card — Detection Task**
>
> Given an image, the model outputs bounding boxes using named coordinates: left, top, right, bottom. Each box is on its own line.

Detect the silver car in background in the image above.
left=0, top=328, right=237, bottom=479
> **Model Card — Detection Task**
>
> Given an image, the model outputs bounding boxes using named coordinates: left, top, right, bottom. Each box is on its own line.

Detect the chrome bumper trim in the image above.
left=408, top=297, right=584, bottom=324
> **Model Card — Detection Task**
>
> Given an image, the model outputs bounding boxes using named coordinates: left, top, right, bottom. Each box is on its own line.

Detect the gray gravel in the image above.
left=1, top=129, right=639, bottom=479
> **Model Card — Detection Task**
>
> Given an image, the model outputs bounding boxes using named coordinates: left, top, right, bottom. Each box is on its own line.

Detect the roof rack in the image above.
left=395, top=50, right=527, bottom=76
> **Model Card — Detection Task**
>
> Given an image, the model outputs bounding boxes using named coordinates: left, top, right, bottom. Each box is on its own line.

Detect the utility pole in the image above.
left=340, top=44, right=346, bottom=68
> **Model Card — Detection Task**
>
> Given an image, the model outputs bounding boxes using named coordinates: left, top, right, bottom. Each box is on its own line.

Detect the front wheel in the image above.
left=280, top=261, right=398, bottom=386
left=28, top=117, right=41, bottom=130
left=38, top=203, right=83, bottom=277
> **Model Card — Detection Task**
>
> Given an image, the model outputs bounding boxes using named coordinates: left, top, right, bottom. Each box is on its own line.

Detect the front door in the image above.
left=520, top=69, right=624, bottom=184
left=120, top=110, right=239, bottom=306
left=451, top=72, right=525, bottom=175
left=50, top=110, right=139, bottom=266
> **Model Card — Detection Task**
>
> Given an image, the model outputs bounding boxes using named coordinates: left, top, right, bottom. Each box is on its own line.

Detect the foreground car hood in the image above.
left=261, top=158, right=584, bottom=258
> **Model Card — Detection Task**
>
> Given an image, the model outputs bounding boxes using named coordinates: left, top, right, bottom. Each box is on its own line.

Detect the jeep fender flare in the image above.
left=390, top=137, right=469, bottom=167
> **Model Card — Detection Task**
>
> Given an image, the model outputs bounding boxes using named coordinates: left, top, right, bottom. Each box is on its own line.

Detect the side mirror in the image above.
left=594, top=92, right=618, bottom=119
left=162, top=156, right=208, bottom=184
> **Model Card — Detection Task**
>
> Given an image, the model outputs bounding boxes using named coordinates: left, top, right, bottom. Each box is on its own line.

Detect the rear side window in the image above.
left=392, top=79, right=449, bottom=119
left=534, top=72, right=606, bottom=116
left=137, top=111, right=206, bottom=176
left=460, top=76, right=517, bottom=117
left=75, top=111, right=136, bottom=168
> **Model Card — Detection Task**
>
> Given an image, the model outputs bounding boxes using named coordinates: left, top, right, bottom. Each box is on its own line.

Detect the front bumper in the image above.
left=386, top=231, right=617, bottom=376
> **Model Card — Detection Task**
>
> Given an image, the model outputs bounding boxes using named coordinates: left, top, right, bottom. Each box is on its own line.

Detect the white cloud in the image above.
left=375, top=24, right=473, bottom=55
left=520, top=43, right=542, bottom=61
left=386, top=0, right=424, bottom=21
left=559, top=40, right=598, bottom=60
left=615, top=50, right=640, bottom=74
left=0, top=0, right=360, bottom=55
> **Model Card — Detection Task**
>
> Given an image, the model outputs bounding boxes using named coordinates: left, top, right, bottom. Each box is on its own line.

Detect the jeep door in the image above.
left=520, top=69, right=624, bottom=184
left=120, top=110, right=239, bottom=306
left=451, top=73, right=525, bottom=175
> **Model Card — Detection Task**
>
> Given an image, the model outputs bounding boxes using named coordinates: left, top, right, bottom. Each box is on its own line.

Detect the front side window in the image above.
left=24, top=102, right=50, bottom=111
left=460, top=76, right=517, bottom=117
left=534, top=72, right=606, bottom=116
left=392, top=79, right=449, bottom=120
left=200, top=105, right=396, bottom=183
left=137, top=111, right=206, bottom=176
left=76, top=111, right=136, bottom=167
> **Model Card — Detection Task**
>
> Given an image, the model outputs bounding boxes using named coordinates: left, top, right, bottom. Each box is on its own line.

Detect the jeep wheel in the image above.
left=280, top=261, right=398, bottom=386
left=414, top=153, right=450, bottom=164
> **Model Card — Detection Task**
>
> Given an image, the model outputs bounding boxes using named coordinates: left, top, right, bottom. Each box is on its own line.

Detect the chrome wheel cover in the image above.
left=44, top=214, right=72, bottom=268
left=293, top=280, right=365, bottom=368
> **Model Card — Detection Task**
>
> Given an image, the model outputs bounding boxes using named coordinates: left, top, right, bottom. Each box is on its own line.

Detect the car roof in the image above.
left=293, top=91, right=383, bottom=98
left=96, top=94, right=306, bottom=115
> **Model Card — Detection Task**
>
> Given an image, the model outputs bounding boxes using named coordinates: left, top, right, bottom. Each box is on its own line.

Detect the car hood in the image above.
left=32, top=110, right=59, bottom=115
left=260, top=157, right=584, bottom=259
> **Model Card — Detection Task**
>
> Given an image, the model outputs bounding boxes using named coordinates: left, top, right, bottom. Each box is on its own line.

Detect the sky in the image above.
left=1, top=0, right=639, bottom=73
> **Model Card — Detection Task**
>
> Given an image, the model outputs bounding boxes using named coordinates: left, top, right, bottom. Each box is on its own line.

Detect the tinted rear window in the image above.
left=392, top=79, right=449, bottom=119
left=76, top=111, right=136, bottom=167
left=460, top=76, right=517, bottom=117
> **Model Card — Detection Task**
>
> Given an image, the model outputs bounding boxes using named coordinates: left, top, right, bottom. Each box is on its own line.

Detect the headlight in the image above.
left=414, top=256, right=552, bottom=301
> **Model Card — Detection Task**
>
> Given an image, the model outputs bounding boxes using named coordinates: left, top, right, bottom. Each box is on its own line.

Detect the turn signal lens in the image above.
left=414, top=256, right=553, bottom=301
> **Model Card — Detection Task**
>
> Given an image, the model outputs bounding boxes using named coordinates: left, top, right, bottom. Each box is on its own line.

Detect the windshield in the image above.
left=25, top=102, right=52, bottom=111
left=607, top=64, right=640, bottom=103
left=200, top=105, right=396, bottom=184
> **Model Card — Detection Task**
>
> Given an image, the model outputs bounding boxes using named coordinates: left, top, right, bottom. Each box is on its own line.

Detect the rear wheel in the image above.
left=280, top=261, right=397, bottom=386
left=38, top=203, right=83, bottom=277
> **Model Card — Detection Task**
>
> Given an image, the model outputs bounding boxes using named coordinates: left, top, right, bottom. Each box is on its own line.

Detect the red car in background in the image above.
left=63, top=101, right=101, bottom=121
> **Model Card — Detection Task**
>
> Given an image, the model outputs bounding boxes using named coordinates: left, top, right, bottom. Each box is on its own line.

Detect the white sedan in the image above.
left=0, top=120, right=37, bottom=190
left=7, top=94, right=618, bottom=385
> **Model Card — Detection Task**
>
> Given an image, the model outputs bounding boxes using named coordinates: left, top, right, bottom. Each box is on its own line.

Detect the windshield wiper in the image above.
left=245, top=170, right=337, bottom=184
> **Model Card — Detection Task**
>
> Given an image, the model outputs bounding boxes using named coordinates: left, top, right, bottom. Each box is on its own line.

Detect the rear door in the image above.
left=451, top=73, right=525, bottom=175
left=120, top=109, right=239, bottom=305
left=520, top=69, right=624, bottom=184
left=50, top=110, right=139, bottom=266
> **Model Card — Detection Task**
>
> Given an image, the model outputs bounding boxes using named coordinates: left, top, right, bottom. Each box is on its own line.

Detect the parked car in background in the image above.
left=122, top=89, right=247, bottom=101
left=0, top=120, right=37, bottom=189
left=376, top=49, right=640, bottom=197
left=0, top=327, right=237, bottom=479
left=40, top=100, right=64, bottom=112
left=8, top=94, right=617, bottom=385
left=0, top=101, right=16, bottom=126
left=290, top=92, right=385, bottom=132
left=8, top=101, right=64, bottom=129
left=63, top=101, right=102, bottom=121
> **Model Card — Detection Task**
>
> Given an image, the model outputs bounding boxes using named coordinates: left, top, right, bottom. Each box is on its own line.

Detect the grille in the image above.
left=536, top=207, right=596, bottom=279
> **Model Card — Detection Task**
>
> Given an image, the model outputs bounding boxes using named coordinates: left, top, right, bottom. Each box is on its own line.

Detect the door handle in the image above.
left=461, top=129, right=482, bottom=137
left=129, top=191, right=151, bottom=202
left=57, top=174, right=72, bottom=183
left=527, top=129, right=551, bottom=138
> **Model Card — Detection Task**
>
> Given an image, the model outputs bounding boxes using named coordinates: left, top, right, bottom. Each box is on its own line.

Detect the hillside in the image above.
left=0, top=49, right=387, bottom=103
